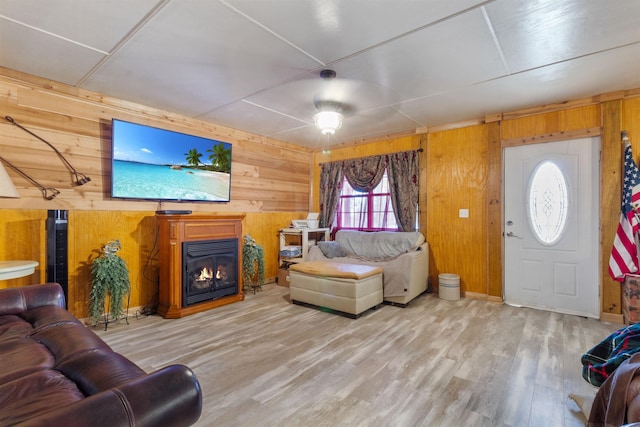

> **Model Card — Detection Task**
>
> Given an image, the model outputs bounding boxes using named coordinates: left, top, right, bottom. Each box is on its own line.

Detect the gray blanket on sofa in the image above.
left=335, top=230, right=425, bottom=259
left=308, top=230, right=426, bottom=297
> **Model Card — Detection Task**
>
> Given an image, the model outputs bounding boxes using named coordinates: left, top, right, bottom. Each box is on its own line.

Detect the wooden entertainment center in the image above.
left=156, top=214, right=245, bottom=318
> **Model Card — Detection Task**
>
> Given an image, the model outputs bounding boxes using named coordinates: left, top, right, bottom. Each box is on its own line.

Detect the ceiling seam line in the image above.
left=241, top=100, right=311, bottom=124
left=480, top=6, right=511, bottom=75
left=219, top=0, right=326, bottom=67
left=389, top=106, right=424, bottom=127
left=320, top=0, right=498, bottom=66
left=75, top=0, right=172, bottom=86
left=0, top=15, right=109, bottom=55
left=495, top=40, right=640, bottom=79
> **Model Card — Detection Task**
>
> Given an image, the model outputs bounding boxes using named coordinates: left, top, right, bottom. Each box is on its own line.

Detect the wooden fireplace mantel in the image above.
left=156, top=214, right=245, bottom=318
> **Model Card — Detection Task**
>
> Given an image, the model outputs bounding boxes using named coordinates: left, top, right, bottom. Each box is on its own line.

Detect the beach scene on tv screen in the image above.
left=112, top=120, right=231, bottom=202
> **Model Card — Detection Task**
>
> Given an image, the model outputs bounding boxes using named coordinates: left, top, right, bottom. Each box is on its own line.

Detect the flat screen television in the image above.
left=110, top=119, right=232, bottom=202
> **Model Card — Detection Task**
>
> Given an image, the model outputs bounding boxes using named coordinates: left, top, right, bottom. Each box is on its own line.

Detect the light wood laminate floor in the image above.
left=98, top=284, right=621, bottom=427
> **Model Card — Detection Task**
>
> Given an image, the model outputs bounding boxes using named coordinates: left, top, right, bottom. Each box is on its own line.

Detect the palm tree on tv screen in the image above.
left=207, top=143, right=231, bottom=173
left=184, top=148, right=203, bottom=167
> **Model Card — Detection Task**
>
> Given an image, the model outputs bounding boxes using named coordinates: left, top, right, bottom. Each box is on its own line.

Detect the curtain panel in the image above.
left=319, top=162, right=344, bottom=228
left=319, top=150, right=420, bottom=231
left=386, top=150, right=419, bottom=231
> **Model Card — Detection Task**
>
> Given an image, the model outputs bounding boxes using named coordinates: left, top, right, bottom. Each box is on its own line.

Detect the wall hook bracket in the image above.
left=5, top=115, right=91, bottom=186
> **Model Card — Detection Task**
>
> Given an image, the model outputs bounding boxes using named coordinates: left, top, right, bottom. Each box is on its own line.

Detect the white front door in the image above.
left=504, top=137, right=600, bottom=318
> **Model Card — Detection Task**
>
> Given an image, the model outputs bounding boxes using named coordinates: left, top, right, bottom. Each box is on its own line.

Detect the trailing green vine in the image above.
left=90, top=240, right=130, bottom=324
left=242, top=234, right=265, bottom=289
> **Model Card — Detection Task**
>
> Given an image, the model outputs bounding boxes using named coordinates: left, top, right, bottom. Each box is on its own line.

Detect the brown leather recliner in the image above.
left=589, top=352, right=640, bottom=426
left=0, top=283, right=202, bottom=426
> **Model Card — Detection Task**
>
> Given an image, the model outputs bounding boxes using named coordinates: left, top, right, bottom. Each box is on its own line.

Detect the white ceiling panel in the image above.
left=201, top=99, right=310, bottom=137
left=485, top=0, right=640, bottom=74
left=324, top=7, right=508, bottom=104
left=224, top=0, right=488, bottom=64
left=82, top=1, right=321, bottom=116
left=0, top=0, right=638, bottom=148
left=398, top=43, right=640, bottom=128
left=0, top=19, right=107, bottom=85
left=0, top=0, right=160, bottom=53
left=331, top=106, right=422, bottom=140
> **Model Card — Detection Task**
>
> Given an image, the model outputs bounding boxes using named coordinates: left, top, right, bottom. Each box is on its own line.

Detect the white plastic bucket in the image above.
left=439, top=273, right=460, bottom=301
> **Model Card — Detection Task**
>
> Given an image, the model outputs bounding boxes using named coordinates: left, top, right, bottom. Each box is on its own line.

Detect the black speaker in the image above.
left=47, top=210, right=68, bottom=308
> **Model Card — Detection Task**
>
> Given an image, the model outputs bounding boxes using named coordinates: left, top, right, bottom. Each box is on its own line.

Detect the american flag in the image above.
left=609, top=136, right=640, bottom=281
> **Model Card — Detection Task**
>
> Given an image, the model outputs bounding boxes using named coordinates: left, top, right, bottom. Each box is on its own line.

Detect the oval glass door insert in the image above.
left=528, top=160, right=569, bottom=245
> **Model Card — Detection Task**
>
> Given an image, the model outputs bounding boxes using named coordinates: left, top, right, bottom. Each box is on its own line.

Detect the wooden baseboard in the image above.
left=600, top=312, right=624, bottom=324
left=463, top=291, right=502, bottom=303
left=486, top=295, right=503, bottom=303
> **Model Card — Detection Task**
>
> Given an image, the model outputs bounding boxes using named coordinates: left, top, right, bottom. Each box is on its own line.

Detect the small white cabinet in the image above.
left=279, top=228, right=330, bottom=265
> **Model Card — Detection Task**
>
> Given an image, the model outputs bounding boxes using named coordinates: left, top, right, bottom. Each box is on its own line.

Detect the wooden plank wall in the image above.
left=0, top=68, right=311, bottom=317
left=426, top=125, right=488, bottom=297
left=0, top=67, right=312, bottom=212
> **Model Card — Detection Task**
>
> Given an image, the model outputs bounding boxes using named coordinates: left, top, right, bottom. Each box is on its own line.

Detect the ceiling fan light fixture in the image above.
left=313, top=111, right=343, bottom=135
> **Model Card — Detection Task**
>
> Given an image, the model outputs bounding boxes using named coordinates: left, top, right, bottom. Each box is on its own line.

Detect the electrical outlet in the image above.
left=459, top=209, right=469, bottom=218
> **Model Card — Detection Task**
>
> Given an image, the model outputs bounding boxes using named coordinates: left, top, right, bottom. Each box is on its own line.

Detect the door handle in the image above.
left=506, top=231, right=523, bottom=239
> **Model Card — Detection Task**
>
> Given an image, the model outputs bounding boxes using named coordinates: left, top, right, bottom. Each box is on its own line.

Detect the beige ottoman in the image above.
left=289, top=261, right=383, bottom=318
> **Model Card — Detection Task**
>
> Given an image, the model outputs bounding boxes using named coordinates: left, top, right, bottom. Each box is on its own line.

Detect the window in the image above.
left=335, top=171, right=399, bottom=231
left=527, top=160, right=569, bottom=245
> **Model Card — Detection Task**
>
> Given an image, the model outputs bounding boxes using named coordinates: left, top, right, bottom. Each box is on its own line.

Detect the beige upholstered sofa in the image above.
left=307, top=230, right=429, bottom=306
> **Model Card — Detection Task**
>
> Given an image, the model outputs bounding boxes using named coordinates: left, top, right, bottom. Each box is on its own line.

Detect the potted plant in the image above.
left=242, top=234, right=265, bottom=294
left=90, top=239, right=130, bottom=327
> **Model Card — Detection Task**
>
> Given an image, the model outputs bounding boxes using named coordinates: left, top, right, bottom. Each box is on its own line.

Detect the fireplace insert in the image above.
left=182, top=238, right=238, bottom=307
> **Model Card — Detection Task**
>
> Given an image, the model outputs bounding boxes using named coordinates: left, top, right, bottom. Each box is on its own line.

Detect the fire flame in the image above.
left=197, top=267, right=213, bottom=281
